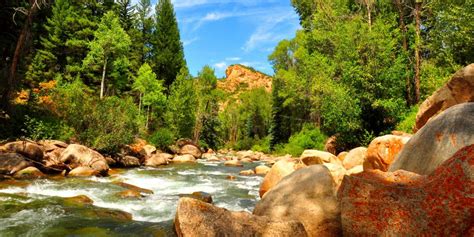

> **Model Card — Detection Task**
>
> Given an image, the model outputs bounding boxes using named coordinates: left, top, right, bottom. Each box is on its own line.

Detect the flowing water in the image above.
left=0, top=160, right=264, bottom=236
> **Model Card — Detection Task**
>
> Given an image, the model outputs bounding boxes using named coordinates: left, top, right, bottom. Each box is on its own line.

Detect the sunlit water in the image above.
left=0, top=160, right=264, bottom=236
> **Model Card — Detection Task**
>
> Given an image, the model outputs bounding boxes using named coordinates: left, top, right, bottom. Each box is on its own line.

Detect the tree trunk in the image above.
left=100, top=57, right=108, bottom=99
left=146, top=105, right=150, bottom=130
left=1, top=1, right=41, bottom=110
left=395, top=0, right=412, bottom=106
left=138, top=93, right=142, bottom=115
left=366, top=1, right=372, bottom=31
left=414, top=0, right=422, bottom=103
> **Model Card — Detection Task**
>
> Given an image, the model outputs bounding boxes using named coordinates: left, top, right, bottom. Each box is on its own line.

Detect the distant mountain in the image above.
left=217, top=64, right=272, bottom=94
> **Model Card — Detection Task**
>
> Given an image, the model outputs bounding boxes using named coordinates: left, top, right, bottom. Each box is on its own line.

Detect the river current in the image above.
left=0, top=159, right=264, bottom=236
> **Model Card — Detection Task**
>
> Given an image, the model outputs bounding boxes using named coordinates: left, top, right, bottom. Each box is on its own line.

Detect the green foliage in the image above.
left=22, top=115, right=74, bottom=141
left=396, top=106, right=418, bottom=133
left=166, top=67, right=197, bottom=139
left=275, top=125, right=327, bottom=157
left=153, top=0, right=186, bottom=90
left=148, top=127, right=175, bottom=150
left=82, top=11, right=131, bottom=96
left=133, top=63, right=166, bottom=111
left=53, top=80, right=139, bottom=153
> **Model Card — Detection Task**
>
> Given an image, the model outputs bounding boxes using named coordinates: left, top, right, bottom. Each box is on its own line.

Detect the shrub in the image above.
left=148, top=127, right=175, bottom=150
left=275, top=125, right=327, bottom=156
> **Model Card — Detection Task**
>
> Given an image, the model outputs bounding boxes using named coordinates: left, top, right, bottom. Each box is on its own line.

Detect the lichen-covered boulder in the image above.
left=254, top=165, right=341, bottom=236
left=415, top=64, right=474, bottom=132
left=175, top=197, right=307, bottom=237
left=59, top=144, right=109, bottom=174
left=364, top=135, right=411, bottom=171
left=338, top=145, right=474, bottom=235
left=389, top=103, right=474, bottom=175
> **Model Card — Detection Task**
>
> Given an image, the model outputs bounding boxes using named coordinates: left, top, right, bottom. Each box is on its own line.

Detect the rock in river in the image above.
left=175, top=197, right=307, bottom=237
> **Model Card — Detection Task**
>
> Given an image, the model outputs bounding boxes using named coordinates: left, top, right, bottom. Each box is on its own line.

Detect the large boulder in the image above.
left=37, top=140, right=68, bottom=152
left=0, top=153, right=33, bottom=175
left=389, top=103, right=474, bottom=175
left=255, top=165, right=271, bottom=175
left=117, top=156, right=140, bottom=167
left=259, top=158, right=297, bottom=197
left=179, top=144, right=202, bottom=159
left=254, top=165, right=341, bottom=236
left=342, top=147, right=367, bottom=170
left=139, top=145, right=157, bottom=158
left=300, top=149, right=339, bottom=166
left=323, top=163, right=347, bottom=188
left=338, top=144, right=474, bottom=235
left=415, top=64, right=474, bottom=132
left=172, top=154, right=196, bottom=163
left=363, top=135, right=411, bottom=172
left=59, top=144, right=109, bottom=174
left=13, top=166, right=44, bottom=179
left=175, top=197, right=307, bottom=237
left=3, top=141, right=44, bottom=162
left=68, top=166, right=99, bottom=177
left=145, top=153, right=172, bottom=167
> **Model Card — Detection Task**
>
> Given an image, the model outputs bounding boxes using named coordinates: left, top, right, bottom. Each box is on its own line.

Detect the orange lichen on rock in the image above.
left=339, top=144, right=474, bottom=235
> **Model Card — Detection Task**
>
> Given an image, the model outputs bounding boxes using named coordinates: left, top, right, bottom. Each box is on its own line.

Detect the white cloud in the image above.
left=183, top=37, right=199, bottom=46
left=243, top=11, right=298, bottom=52
left=226, top=57, right=241, bottom=61
left=213, top=62, right=227, bottom=70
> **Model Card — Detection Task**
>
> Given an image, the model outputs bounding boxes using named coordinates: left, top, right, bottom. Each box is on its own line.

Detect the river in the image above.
left=0, top=159, right=264, bottom=236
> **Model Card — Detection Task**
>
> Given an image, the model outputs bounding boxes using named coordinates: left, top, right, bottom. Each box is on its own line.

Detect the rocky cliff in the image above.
left=217, top=64, right=272, bottom=94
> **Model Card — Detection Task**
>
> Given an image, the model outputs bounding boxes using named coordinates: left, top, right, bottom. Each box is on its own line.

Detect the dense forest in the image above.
left=0, top=0, right=472, bottom=155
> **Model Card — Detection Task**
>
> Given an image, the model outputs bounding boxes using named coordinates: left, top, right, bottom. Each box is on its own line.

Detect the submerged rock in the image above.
left=63, top=195, right=94, bottom=206
left=224, top=159, right=243, bottom=167
left=175, top=197, right=307, bottom=237
left=117, top=189, right=143, bottom=199
left=339, top=144, right=474, bottom=235
left=389, top=103, right=474, bottom=175
left=254, top=165, right=341, bottom=236
left=364, top=135, right=410, bottom=172
left=239, top=169, right=255, bottom=176
left=113, top=182, right=154, bottom=194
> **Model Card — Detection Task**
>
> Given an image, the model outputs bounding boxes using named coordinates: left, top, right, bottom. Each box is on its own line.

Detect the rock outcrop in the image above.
left=254, top=165, right=341, bottom=236
left=415, top=64, right=474, bottom=132
left=218, top=64, right=272, bottom=94
left=363, top=135, right=411, bottom=171
left=175, top=197, right=307, bottom=237
left=2, top=141, right=44, bottom=162
left=338, top=144, right=474, bottom=236
left=59, top=144, right=109, bottom=174
left=389, top=103, right=474, bottom=175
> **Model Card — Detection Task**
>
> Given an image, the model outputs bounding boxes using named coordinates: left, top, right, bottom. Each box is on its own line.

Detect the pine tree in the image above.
left=153, top=0, right=186, bottom=91
left=82, top=11, right=131, bottom=99
left=136, top=0, right=154, bottom=64
left=116, top=0, right=134, bottom=31
left=269, top=77, right=290, bottom=150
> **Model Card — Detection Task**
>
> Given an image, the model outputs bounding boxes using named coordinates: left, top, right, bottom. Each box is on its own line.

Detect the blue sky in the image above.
left=165, top=0, right=300, bottom=77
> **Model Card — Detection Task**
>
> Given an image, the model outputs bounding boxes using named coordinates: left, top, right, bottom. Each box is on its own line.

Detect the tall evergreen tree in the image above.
left=153, top=0, right=186, bottom=91
left=136, top=0, right=154, bottom=64
left=116, top=0, right=134, bottom=31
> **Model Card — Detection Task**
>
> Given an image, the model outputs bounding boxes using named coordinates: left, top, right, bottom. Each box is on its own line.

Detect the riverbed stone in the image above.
left=414, top=64, right=474, bottom=132
left=178, top=192, right=213, bottom=204
left=175, top=197, right=307, bottom=237
left=254, top=165, right=341, bottom=236
left=224, top=159, right=243, bottom=167
left=113, top=182, right=154, bottom=194
left=117, top=189, right=143, bottom=199
left=364, top=135, right=411, bottom=172
left=259, top=158, right=297, bottom=197
left=255, top=165, right=271, bottom=175
left=342, top=147, right=367, bottom=170
left=68, top=166, right=99, bottom=177
left=13, top=167, right=44, bottom=179
left=0, top=153, right=33, bottom=175
left=179, top=144, right=202, bottom=159
left=59, top=144, right=109, bottom=174
left=239, top=169, right=255, bottom=176
left=145, top=153, right=171, bottom=167
left=117, top=155, right=140, bottom=167
left=172, top=154, right=196, bottom=163
left=3, top=141, right=44, bottom=162
left=389, top=103, right=474, bottom=175
left=338, top=144, right=474, bottom=235
left=63, top=195, right=94, bottom=206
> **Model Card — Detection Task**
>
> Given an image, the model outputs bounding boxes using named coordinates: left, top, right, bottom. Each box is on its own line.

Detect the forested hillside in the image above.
left=0, top=0, right=472, bottom=156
